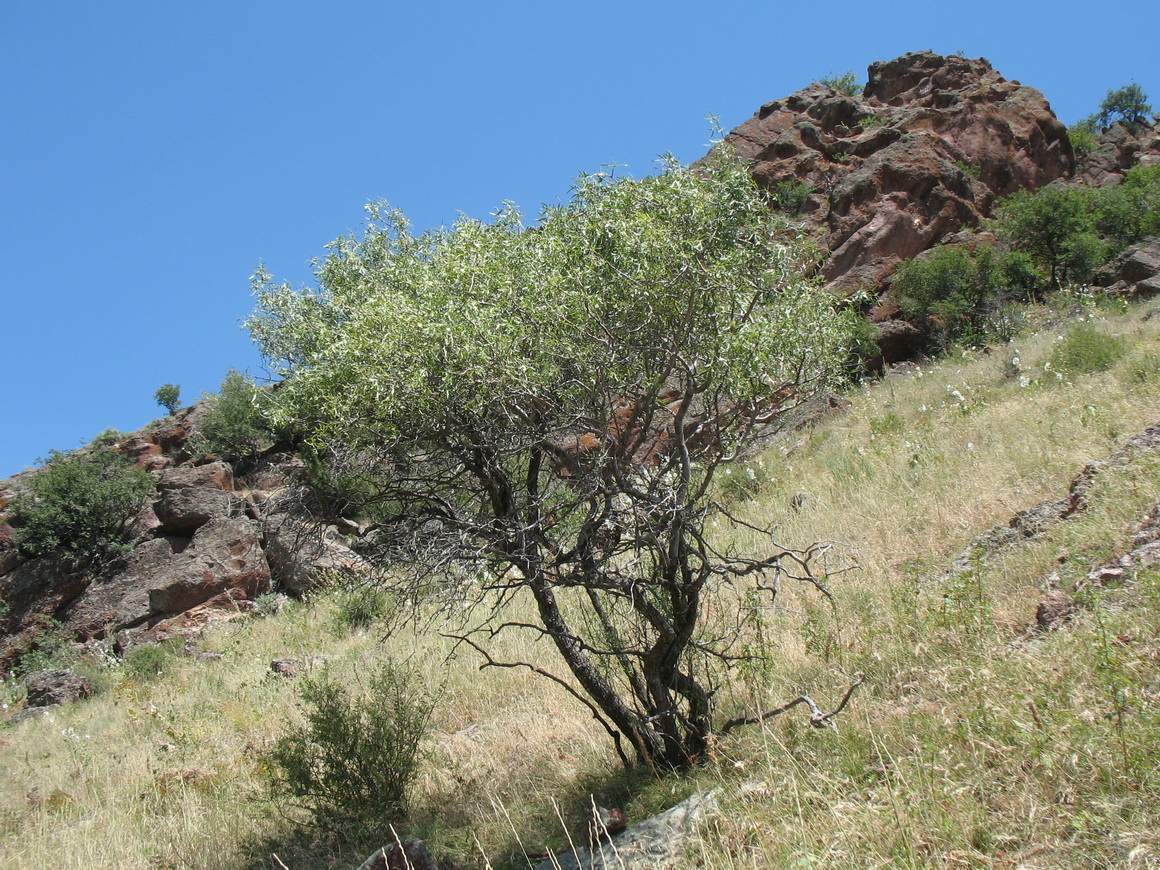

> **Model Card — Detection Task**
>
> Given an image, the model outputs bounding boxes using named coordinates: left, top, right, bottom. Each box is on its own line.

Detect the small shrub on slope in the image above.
left=265, top=660, right=432, bottom=841
left=1051, top=324, right=1127, bottom=376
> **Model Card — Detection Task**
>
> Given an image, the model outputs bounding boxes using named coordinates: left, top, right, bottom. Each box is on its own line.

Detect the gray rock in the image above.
left=147, top=517, right=269, bottom=616
left=263, top=513, right=371, bottom=596
left=533, top=789, right=719, bottom=870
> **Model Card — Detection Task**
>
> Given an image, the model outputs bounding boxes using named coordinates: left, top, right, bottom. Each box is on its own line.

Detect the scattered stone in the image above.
left=270, top=658, right=302, bottom=678
left=532, top=789, right=719, bottom=870
left=355, top=840, right=442, bottom=870
left=23, top=669, right=92, bottom=707
left=1036, top=591, right=1074, bottom=631
left=9, top=705, right=55, bottom=725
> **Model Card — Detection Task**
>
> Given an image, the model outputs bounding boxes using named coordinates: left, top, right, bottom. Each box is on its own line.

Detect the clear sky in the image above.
left=2, top=1, right=1157, bottom=478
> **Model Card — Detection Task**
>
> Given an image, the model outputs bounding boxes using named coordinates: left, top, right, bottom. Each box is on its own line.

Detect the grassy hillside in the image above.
left=2, top=292, right=1159, bottom=869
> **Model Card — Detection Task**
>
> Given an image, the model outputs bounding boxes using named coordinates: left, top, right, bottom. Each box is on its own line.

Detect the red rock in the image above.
left=717, top=51, right=1072, bottom=300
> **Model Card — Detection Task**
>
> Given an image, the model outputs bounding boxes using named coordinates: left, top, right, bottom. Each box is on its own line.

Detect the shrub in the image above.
left=1051, top=324, right=1127, bottom=376
left=892, top=244, right=1041, bottom=347
left=1093, top=164, right=1160, bottom=250
left=15, top=617, right=77, bottom=676
left=195, top=370, right=270, bottom=460
left=11, top=449, right=155, bottom=572
left=818, top=71, right=862, bottom=96
left=153, top=384, right=181, bottom=415
left=1068, top=117, right=1101, bottom=160
left=265, top=661, right=432, bottom=839
left=121, top=639, right=183, bottom=682
left=333, top=584, right=389, bottom=632
left=769, top=177, right=812, bottom=215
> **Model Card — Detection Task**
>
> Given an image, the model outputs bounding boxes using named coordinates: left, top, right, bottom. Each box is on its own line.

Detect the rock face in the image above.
left=0, top=400, right=369, bottom=668
left=720, top=51, right=1072, bottom=297
left=1077, top=119, right=1160, bottom=187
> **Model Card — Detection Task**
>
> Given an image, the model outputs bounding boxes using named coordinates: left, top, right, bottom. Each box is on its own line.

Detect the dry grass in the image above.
left=2, top=297, right=1159, bottom=868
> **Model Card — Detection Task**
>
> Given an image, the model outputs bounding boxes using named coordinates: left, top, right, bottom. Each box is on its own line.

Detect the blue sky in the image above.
left=2, top=1, right=1157, bottom=478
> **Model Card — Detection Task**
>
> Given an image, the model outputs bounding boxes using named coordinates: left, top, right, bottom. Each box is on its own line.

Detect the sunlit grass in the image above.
left=2, top=298, right=1159, bottom=868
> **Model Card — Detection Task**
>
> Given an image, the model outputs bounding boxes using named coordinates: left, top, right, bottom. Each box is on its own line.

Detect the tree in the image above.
left=1097, top=83, right=1153, bottom=132
left=154, top=383, right=181, bottom=415
left=817, top=71, right=862, bottom=96
left=195, top=369, right=270, bottom=460
left=992, top=186, right=1101, bottom=289
left=248, top=152, right=857, bottom=768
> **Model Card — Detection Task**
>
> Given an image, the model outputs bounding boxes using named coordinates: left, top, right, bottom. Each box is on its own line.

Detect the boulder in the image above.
left=147, top=517, right=269, bottom=616
left=532, top=789, right=719, bottom=870
left=1092, top=236, right=1160, bottom=298
left=263, top=512, right=371, bottom=596
left=23, top=669, right=92, bottom=707
left=718, top=51, right=1071, bottom=298
left=356, top=841, right=441, bottom=870
left=152, top=461, right=239, bottom=535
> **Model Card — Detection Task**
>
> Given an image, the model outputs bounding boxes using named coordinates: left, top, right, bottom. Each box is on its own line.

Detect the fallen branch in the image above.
left=719, top=674, right=864, bottom=735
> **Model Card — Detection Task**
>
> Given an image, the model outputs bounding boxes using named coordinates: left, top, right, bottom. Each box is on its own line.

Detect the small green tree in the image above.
left=1097, top=83, right=1153, bottom=132
left=195, top=369, right=270, bottom=459
left=153, top=383, right=181, bottom=415
left=11, top=450, right=155, bottom=572
left=249, top=151, right=857, bottom=768
left=992, top=186, right=1100, bottom=288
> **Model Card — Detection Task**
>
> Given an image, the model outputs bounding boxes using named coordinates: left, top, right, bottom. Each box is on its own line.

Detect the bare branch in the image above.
left=719, top=674, right=865, bottom=735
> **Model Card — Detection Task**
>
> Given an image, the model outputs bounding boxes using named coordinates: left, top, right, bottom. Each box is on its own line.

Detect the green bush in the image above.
left=11, top=450, right=155, bottom=572
left=333, top=584, right=389, bottom=632
left=121, top=639, right=183, bottom=682
left=817, top=71, right=862, bottom=96
left=892, top=244, right=1041, bottom=347
left=1051, top=324, right=1127, bottom=376
left=1068, top=117, right=1101, bottom=160
left=1093, top=164, right=1160, bottom=250
left=265, top=661, right=432, bottom=839
left=195, top=370, right=270, bottom=459
left=15, top=617, right=77, bottom=676
left=770, top=178, right=812, bottom=215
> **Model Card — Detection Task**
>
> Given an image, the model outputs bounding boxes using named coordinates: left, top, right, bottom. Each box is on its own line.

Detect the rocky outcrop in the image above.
left=0, top=403, right=369, bottom=668
left=1077, top=119, right=1160, bottom=187
left=1092, top=235, right=1160, bottom=298
left=719, top=51, right=1072, bottom=298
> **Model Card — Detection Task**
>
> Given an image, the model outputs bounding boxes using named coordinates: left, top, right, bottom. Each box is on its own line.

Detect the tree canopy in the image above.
left=248, top=152, right=856, bottom=767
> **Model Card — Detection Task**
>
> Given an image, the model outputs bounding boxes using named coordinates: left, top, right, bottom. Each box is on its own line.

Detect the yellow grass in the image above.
left=2, top=296, right=1159, bottom=868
